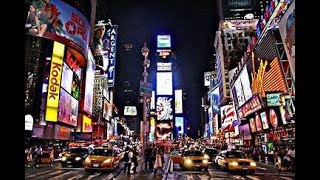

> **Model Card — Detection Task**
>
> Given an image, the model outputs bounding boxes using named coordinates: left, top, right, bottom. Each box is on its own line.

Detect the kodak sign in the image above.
left=46, top=41, right=65, bottom=122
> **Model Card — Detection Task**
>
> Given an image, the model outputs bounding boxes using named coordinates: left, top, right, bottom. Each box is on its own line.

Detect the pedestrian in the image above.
left=131, top=148, right=138, bottom=173
left=123, top=147, right=133, bottom=176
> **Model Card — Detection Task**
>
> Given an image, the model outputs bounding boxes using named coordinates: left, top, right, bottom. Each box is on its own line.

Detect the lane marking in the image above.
left=257, top=167, right=267, bottom=171
left=232, top=175, right=246, bottom=179
left=51, top=171, right=75, bottom=180
left=67, top=173, right=86, bottom=180
left=186, top=174, right=194, bottom=180
left=26, top=170, right=60, bottom=178
left=246, top=175, right=261, bottom=180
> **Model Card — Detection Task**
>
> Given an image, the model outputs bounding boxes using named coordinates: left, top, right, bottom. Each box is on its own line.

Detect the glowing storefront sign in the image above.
left=82, top=115, right=92, bottom=133
left=46, top=41, right=65, bottom=122
left=237, top=94, right=262, bottom=118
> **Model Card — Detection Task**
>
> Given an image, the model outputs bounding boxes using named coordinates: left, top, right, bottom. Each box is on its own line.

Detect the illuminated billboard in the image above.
left=209, top=86, right=219, bottom=114
left=248, top=55, right=287, bottom=97
left=149, top=117, right=155, bottom=141
left=54, top=124, right=71, bottom=140
left=240, top=65, right=253, bottom=101
left=46, top=41, right=65, bottom=122
left=124, top=106, right=137, bottom=116
left=279, top=0, right=295, bottom=77
left=26, top=0, right=90, bottom=57
left=204, top=71, right=217, bottom=87
left=157, top=72, right=173, bottom=95
left=61, top=63, right=73, bottom=93
left=103, top=98, right=112, bottom=121
left=175, top=89, right=183, bottom=114
left=157, top=62, right=172, bottom=71
left=83, top=49, right=95, bottom=114
left=221, top=104, right=237, bottom=131
left=157, top=96, right=173, bottom=121
left=82, top=115, right=92, bottom=133
left=155, top=121, right=172, bottom=141
left=107, top=25, right=119, bottom=87
left=175, top=117, right=184, bottom=135
left=58, top=88, right=79, bottom=127
left=157, top=35, right=171, bottom=48
left=151, top=91, right=155, bottom=110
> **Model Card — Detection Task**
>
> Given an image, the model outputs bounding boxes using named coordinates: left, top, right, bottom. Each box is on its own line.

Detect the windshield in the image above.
left=91, top=149, right=113, bottom=156
left=183, top=151, right=203, bottom=156
left=226, top=151, right=247, bottom=158
left=205, top=149, right=218, bottom=155
left=69, top=148, right=88, bottom=154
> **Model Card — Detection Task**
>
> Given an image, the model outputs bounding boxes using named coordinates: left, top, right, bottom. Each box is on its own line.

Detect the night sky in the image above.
left=105, top=0, right=218, bottom=138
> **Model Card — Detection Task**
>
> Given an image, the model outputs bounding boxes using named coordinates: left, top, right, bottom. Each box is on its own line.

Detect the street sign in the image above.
left=140, top=81, right=152, bottom=97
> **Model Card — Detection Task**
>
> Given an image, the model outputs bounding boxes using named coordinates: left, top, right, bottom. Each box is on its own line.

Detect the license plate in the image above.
left=196, top=164, right=200, bottom=167
left=243, top=167, right=248, bottom=170
left=67, top=161, right=71, bottom=164
left=93, top=163, right=99, bottom=167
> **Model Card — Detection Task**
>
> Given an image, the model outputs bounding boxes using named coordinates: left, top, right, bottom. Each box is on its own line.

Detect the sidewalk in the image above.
left=256, top=162, right=295, bottom=177
left=115, top=154, right=170, bottom=180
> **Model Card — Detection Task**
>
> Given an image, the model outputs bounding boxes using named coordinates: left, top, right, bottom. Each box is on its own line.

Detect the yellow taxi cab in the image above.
left=214, top=149, right=256, bottom=174
left=84, top=147, right=121, bottom=172
left=169, top=149, right=183, bottom=164
left=180, top=149, right=209, bottom=171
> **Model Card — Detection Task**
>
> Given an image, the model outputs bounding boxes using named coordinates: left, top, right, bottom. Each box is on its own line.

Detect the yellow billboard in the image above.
left=46, top=41, right=65, bottom=122
left=82, top=115, right=92, bottom=133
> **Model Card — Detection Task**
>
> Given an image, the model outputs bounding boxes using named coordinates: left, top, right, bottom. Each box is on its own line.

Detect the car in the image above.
left=180, top=150, right=209, bottom=171
left=214, top=149, right=256, bottom=174
left=83, top=147, right=122, bottom=172
left=60, top=147, right=89, bottom=167
left=203, top=148, right=219, bottom=163
left=169, top=149, right=183, bottom=164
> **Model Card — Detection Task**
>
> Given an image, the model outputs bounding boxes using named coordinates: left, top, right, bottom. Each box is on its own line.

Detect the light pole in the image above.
left=141, top=42, right=150, bottom=172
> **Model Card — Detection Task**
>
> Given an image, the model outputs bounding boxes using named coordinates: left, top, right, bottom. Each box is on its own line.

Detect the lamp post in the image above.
left=141, top=42, right=150, bottom=172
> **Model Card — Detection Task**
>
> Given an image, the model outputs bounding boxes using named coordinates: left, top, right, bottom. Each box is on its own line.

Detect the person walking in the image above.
left=131, top=147, right=138, bottom=174
left=123, top=147, right=133, bottom=176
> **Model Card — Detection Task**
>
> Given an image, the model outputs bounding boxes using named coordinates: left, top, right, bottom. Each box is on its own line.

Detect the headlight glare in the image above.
left=75, top=157, right=81, bottom=161
left=61, top=157, right=67, bottom=161
left=84, top=157, right=91, bottom=164
left=230, top=161, right=238, bottom=166
left=250, top=162, right=256, bottom=166
left=204, top=154, right=210, bottom=159
left=185, top=159, right=192, bottom=164
left=203, top=159, right=208, bottom=164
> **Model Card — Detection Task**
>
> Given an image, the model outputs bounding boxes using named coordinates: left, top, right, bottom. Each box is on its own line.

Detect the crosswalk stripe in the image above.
left=232, top=175, right=246, bottom=179
left=85, top=172, right=101, bottom=180
left=280, top=177, right=293, bottom=180
left=257, top=167, right=267, bottom=170
left=186, top=175, right=194, bottom=180
left=246, top=175, right=261, bottom=180
left=51, top=171, right=75, bottom=180
left=67, top=173, right=86, bottom=180
left=25, top=170, right=60, bottom=178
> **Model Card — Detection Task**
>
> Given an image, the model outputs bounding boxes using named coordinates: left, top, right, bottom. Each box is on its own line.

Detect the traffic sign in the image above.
left=140, top=81, right=152, bottom=97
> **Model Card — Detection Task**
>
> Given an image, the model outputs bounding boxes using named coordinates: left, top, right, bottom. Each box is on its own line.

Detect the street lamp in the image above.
left=141, top=42, right=150, bottom=172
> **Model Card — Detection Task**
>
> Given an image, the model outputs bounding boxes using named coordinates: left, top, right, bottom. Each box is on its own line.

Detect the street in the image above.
left=25, top=156, right=295, bottom=180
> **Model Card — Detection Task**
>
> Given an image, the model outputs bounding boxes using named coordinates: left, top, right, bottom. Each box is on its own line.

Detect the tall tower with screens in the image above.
left=155, top=34, right=174, bottom=143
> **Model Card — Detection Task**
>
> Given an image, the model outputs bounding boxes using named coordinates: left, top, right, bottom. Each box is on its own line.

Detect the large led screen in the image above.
left=157, top=96, right=173, bottom=121
left=238, top=123, right=252, bottom=140
left=83, top=50, right=95, bottom=114
left=26, top=0, right=90, bottom=57
left=61, top=63, right=73, bottom=93
left=155, top=121, right=172, bottom=140
left=240, top=65, right=253, bottom=101
left=220, top=104, right=237, bottom=131
left=260, top=111, right=269, bottom=130
left=124, top=106, right=137, bottom=116
left=71, top=73, right=80, bottom=100
left=157, top=35, right=171, bottom=48
left=58, top=88, right=78, bottom=126
left=234, top=78, right=246, bottom=108
left=175, top=89, right=183, bottom=114
left=54, top=124, right=71, bottom=140
left=175, top=117, right=184, bottom=135
left=157, top=72, right=173, bottom=95
left=149, top=117, right=155, bottom=142
left=209, top=87, right=219, bottom=114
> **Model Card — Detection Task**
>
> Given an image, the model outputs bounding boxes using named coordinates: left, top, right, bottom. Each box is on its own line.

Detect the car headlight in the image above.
left=250, top=162, right=256, bottom=166
left=59, top=153, right=63, bottom=158
left=230, top=161, right=238, bottom=166
left=202, top=159, right=208, bottom=164
left=84, top=157, right=91, bottom=164
left=204, top=154, right=210, bottom=159
left=75, top=157, right=81, bottom=161
left=61, top=157, right=67, bottom=161
left=103, top=159, right=112, bottom=163
left=185, top=159, right=192, bottom=164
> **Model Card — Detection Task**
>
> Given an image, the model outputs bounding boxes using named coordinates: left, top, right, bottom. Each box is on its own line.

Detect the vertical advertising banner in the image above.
left=204, top=71, right=217, bottom=87
left=82, top=115, right=92, bottom=133
left=151, top=91, right=155, bottom=110
left=27, top=0, right=90, bottom=57
left=149, top=117, right=155, bottom=142
left=84, top=50, right=95, bottom=114
left=46, top=41, right=65, bottom=122
left=175, top=117, right=184, bottom=135
left=279, top=0, right=295, bottom=77
left=175, top=89, right=183, bottom=114
left=107, top=25, right=119, bottom=87
left=156, top=72, right=173, bottom=95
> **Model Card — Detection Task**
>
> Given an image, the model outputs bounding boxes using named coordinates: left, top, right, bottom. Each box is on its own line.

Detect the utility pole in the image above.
left=140, top=42, right=150, bottom=172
